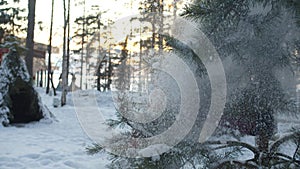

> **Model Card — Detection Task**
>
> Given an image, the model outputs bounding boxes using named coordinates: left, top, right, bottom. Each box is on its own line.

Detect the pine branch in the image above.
left=205, top=140, right=259, bottom=158
left=269, top=131, right=300, bottom=153
left=86, top=143, right=104, bottom=155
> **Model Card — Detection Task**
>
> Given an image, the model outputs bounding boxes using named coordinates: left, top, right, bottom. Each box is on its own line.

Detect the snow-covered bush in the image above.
left=0, top=44, right=46, bottom=125
left=0, top=92, right=9, bottom=126
left=0, top=57, right=10, bottom=126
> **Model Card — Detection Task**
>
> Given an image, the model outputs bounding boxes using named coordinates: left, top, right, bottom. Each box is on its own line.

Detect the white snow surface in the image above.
left=0, top=87, right=299, bottom=168
left=0, top=88, right=111, bottom=169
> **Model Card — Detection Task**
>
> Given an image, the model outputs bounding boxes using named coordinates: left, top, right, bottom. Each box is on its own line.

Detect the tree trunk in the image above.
left=256, top=135, right=269, bottom=153
left=46, top=0, right=54, bottom=94
left=36, top=70, right=39, bottom=86
left=158, top=0, right=163, bottom=52
left=66, top=0, right=70, bottom=86
left=39, top=70, right=43, bottom=87
left=61, top=0, right=68, bottom=106
left=50, top=72, right=56, bottom=96
left=25, top=0, right=36, bottom=77
left=255, top=111, right=275, bottom=153
left=97, top=66, right=100, bottom=91
left=80, top=0, right=86, bottom=90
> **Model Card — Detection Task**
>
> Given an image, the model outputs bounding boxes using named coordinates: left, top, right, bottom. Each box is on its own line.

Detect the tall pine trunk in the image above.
left=61, top=0, right=68, bottom=106
left=25, top=0, right=36, bottom=77
left=66, top=0, right=70, bottom=87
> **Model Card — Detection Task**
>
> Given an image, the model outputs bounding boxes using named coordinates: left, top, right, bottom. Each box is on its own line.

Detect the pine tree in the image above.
left=0, top=0, right=26, bottom=42
left=88, top=0, right=300, bottom=168
left=181, top=0, right=300, bottom=167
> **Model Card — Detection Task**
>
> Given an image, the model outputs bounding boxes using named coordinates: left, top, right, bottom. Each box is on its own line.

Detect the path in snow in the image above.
left=72, top=90, right=117, bottom=144
left=0, top=88, right=112, bottom=169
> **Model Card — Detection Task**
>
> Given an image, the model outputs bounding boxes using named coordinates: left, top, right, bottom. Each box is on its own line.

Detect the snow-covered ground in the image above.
left=0, top=87, right=299, bottom=169
left=0, top=88, right=112, bottom=169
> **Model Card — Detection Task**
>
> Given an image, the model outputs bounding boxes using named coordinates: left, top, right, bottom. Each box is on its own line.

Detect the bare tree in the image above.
left=46, top=0, right=55, bottom=95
